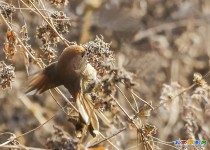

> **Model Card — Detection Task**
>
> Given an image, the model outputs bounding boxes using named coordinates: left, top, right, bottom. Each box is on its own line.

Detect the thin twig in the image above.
left=115, top=84, right=138, bottom=113
left=15, top=114, right=55, bottom=139
left=130, top=89, right=154, bottom=110
left=99, top=132, right=119, bottom=150
left=89, top=127, right=127, bottom=148
left=49, top=89, right=69, bottom=115
left=54, top=88, right=79, bottom=112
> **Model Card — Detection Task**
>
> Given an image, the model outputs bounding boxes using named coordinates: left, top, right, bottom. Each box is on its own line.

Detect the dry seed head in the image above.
left=36, top=11, right=71, bottom=46
left=50, top=11, right=71, bottom=34
left=3, top=31, right=18, bottom=59
left=40, top=45, right=57, bottom=63
left=20, top=25, right=30, bottom=43
left=0, top=61, right=15, bottom=89
left=0, top=4, right=15, bottom=18
left=83, top=35, right=115, bottom=76
left=193, top=72, right=207, bottom=87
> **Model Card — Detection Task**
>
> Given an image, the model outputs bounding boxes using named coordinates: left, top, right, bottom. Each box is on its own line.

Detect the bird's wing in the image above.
left=25, top=62, right=61, bottom=94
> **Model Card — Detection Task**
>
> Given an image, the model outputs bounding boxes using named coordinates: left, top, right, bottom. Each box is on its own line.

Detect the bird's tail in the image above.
left=25, top=62, right=61, bottom=94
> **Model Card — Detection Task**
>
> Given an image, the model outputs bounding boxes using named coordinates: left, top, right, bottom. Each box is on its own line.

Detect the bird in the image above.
left=26, top=45, right=87, bottom=97
left=26, top=45, right=100, bottom=137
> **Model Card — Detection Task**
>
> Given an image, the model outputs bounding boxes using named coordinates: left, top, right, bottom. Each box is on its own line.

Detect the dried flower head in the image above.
left=20, top=25, right=30, bottom=44
left=0, top=4, right=15, bottom=18
left=48, top=0, right=69, bottom=7
left=160, top=82, right=184, bottom=107
left=193, top=72, right=207, bottom=88
left=36, top=11, right=71, bottom=46
left=50, top=11, right=71, bottom=34
left=40, top=45, right=57, bottom=63
left=0, top=61, right=15, bottom=89
left=36, top=24, right=59, bottom=46
left=4, top=30, right=18, bottom=59
left=84, top=35, right=115, bottom=76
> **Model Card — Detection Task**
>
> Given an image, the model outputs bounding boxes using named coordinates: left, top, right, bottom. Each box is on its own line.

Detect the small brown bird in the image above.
left=26, top=45, right=100, bottom=137
left=26, top=45, right=87, bottom=98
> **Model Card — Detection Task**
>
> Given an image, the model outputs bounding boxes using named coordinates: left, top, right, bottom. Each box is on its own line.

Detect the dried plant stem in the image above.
left=15, top=114, right=55, bottom=139
left=99, top=132, right=119, bottom=150
left=96, top=79, right=142, bottom=134
left=20, top=0, right=69, bottom=47
left=54, top=88, right=79, bottom=112
left=0, top=140, right=12, bottom=147
left=115, top=84, right=138, bottom=113
left=110, top=94, right=144, bottom=136
left=129, top=89, right=154, bottom=110
left=152, top=140, right=179, bottom=150
left=89, top=127, right=126, bottom=147
left=154, top=84, right=196, bottom=110
left=126, top=139, right=179, bottom=150
left=0, top=114, right=55, bottom=149
left=131, top=90, right=139, bottom=112
left=49, top=90, right=69, bottom=115
left=39, top=0, right=58, bottom=38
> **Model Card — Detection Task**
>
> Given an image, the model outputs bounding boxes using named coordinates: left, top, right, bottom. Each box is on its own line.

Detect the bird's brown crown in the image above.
left=64, top=45, right=86, bottom=53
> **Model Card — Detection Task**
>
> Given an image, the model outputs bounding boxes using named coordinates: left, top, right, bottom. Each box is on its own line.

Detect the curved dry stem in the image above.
left=15, top=114, right=55, bottom=139
left=130, top=89, right=154, bottom=110
left=115, top=84, right=138, bottom=113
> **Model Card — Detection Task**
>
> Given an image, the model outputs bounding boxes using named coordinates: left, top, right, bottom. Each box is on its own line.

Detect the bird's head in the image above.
left=57, top=45, right=87, bottom=73
left=64, top=45, right=86, bottom=58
